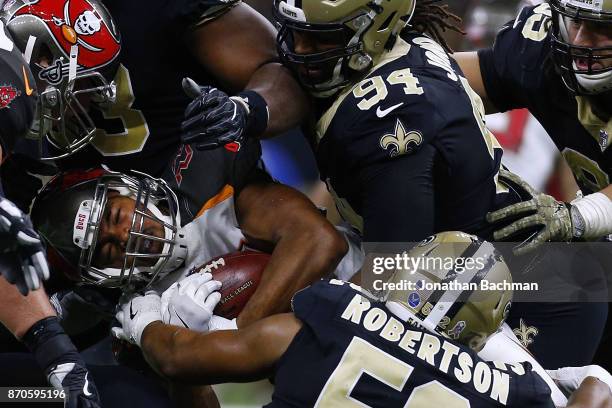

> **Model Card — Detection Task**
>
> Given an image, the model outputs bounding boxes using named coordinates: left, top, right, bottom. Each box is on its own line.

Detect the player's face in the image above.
left=92, top=192, right=165, bottom=269
left=292, top=29, right=345, bottom=81
left=565, top=18, right=612, bottom=70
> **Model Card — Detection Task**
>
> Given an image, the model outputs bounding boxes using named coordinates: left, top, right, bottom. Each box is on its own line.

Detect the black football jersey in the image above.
left=161, top=139, right=263, bottom=226
left=56, top=0, right=239, bottom=175
left=0, top=22, right=35, bottom=155
left=315, top=31, right=517, bottom=242
left=479, top=3, right=612, bottom=195
left=268, top=280, right=555, bottom=408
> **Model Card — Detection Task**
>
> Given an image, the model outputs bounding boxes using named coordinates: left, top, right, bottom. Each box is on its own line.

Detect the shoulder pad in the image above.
left=291, top=280, right=371, bottom=320
left=493, top=4, right=553, bottom=72
left=0, top=26, right=36, bottom=152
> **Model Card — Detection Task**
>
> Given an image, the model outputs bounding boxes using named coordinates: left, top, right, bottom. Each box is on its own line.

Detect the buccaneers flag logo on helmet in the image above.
left=13, top=0, right=120, bottom=83
left=0, top=85, right=20, bottom=109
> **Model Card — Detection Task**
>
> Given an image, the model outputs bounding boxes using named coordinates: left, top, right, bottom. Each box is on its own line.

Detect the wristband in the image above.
left=22, top=316, right=81, bottom=371
left=234, top=90, right=269, bottom=137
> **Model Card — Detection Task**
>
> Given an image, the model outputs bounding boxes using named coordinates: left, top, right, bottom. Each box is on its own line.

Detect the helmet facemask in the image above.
left=275, top=8, right=374, bottom=97
left=74, top=171, right=186, bottom=291
left=273, top=0, right=415, bottom=98
left=550, top=0, right=612, bottom=95
left=31, top=46, right=117, bottom=160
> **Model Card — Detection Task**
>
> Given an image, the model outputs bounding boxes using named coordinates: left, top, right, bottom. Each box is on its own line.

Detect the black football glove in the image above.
left=23, top=317, right=101, bottom=408
left=0, top=196, right=49, bottom=295
left=47, top=361, right=101, bottom=408
left=181, top=78, right=248, bottom=150
left=180, top=78, right=268, bottom=150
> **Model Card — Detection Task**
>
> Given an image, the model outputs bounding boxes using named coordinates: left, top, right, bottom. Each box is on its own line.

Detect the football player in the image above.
left=116, top=232, right=612, bottom=407
left=270, top=0, right=514, bottom=242
left=267, top=0, right=609, bottom=369
left=0, top=20, right=101, bottom=408
left=0, top=0, right=309, bottom=206
left=454, top=0, right=612, bottom=252
left=30, top=141, right=360, bottom=329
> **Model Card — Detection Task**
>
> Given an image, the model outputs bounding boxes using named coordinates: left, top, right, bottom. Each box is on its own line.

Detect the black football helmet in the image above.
left=31, top=168, right=187, bottom=290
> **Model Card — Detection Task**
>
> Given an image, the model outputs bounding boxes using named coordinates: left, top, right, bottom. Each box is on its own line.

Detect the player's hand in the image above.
left=486, top=169, right=573, bottom=256
left=546, top=365, right=612, bottom=396
left=0, top=196, right=49, bottom=295
left=112, top=291, right=161, bottom=346
left=181, top=77, right=249, bottom=150
left=47, top=361, right=101, bottom=408
left=160, top=272, right=222, bottom=332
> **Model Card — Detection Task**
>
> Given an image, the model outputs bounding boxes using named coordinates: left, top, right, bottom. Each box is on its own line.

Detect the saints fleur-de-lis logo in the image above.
left=380, top=119, right=423, bottom=157
left=513, top=318, right=539, bottom=348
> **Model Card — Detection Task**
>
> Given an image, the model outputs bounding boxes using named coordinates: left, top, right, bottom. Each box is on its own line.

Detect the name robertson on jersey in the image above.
left=340, top=292, right=526, bottom=405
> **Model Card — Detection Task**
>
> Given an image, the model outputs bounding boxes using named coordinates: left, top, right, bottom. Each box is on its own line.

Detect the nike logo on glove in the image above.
left=376, top=103, right=404, bottom=118
left=129, top=301, right=138, bottom=320
left=174, top=310, right=190, bottom=329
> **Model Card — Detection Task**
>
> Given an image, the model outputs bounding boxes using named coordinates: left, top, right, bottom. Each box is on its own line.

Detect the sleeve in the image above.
left=510, top=369, right=556, bottom=408
left=477, top=5, right=553, bottom=113
left=359, top=144, right=437, bottom=242
left=165, top=0, right=240, bottom=29
left=291, top=280, right=356, bottom=323
left=334, top=94, right=441, bottom=242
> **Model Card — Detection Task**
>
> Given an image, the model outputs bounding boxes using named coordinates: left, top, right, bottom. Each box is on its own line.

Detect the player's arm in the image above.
left=453, top=52, right=498, bottom=114
left=359, top=145, right=437, bottom=242
left=181, top=2, right=309, bottom=150
left=234, top=180, right=348, bottom=327
left=566, top=378, right=612, bottom=408
left=140, top=313, right=301, bottom=383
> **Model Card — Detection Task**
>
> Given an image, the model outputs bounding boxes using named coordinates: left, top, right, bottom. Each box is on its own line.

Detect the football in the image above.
left=190, top=250, right=270, bottom=319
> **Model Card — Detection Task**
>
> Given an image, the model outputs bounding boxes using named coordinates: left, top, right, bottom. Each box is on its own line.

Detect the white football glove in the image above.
left=160, top=272, right=222, bottom=332
left=546, top=365, right=612, bottom=396
left=112, top=291, right=161, bottom=346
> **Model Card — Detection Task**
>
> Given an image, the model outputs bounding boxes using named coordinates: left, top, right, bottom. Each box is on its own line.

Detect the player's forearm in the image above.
left=245, top=62, right=310, bottom=138
left=0, top=277, right=55, bottom=338
left=237, top=225, right=347, bottom=327
left=141, top=322, right=268, bottom=384
left=566, top=377, right=612, bottom=408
